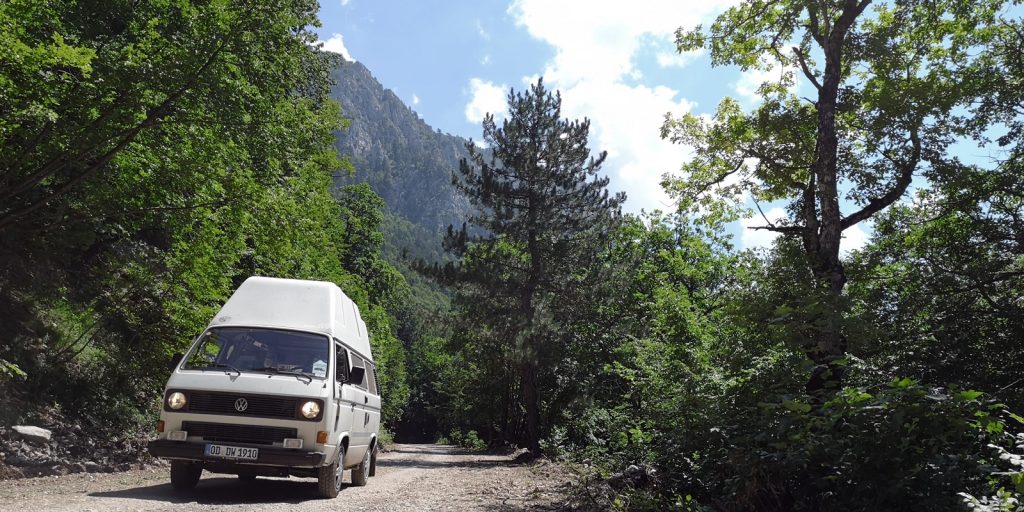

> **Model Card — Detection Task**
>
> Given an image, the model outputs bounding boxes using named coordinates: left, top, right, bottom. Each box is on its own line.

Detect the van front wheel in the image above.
left=170, top=461, right=202, bottom=491
left=317, top=447, right=344, bottom=498
left=351, top=448, right=370, bottom=486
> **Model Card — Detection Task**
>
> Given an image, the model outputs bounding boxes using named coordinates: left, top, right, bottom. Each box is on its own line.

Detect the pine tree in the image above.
left=444, top=79, right=624, bottom=455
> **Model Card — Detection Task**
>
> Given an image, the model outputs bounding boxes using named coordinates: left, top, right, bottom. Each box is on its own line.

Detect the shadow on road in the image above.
left=88, top=476, right=340, bottom=505
left=375, top=457, right=511, bottom=470
left=387, top=445, right=478, bottom=456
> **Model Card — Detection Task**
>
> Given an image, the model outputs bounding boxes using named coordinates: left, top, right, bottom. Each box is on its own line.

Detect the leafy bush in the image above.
left=440, top=429, right=486, bottom=450
left=594, top=377, right=1024, bottom=512
left=961, top=432, right=1024, bottom=511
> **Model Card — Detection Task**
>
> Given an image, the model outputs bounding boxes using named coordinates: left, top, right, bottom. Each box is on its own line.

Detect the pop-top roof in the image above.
left=209, top=276, right=371, bottom=359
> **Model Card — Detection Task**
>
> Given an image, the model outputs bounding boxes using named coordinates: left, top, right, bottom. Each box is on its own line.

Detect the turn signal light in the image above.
left=316, top=431, right=328, bottom=444
left=157, top=420, right=165, bottom=433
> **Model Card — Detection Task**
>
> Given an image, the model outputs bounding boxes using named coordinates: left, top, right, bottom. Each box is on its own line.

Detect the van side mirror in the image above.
left=347, top=366, right=365, bottom=386
left=168, top=353, right=184, bottom=370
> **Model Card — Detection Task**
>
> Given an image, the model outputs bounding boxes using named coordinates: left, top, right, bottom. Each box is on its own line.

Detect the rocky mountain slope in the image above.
left=330, top=60, right=473, bottom=262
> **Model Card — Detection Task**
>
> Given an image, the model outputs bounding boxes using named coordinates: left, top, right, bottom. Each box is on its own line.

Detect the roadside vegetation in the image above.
left=2, top=1, right=1023, bottom=511
left=414, top=2, right=1024, bottom=511
left=0, top=0, right=408, bottom=446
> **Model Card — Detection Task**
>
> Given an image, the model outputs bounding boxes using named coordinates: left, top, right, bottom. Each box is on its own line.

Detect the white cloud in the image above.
left=656, top=49, right=705, bottom=69
left=841, top=223, right=869, bottom=256
left=465, top=78, right=508, bottom=123
left=740, top=207, right=787, bottom=251
left=412, top=94, right=420, bottom=105
left=320, top=33, right=354, bottom=61
left=341, top=0, right=351, bottom=5
left=506, top=0, right=738, bottom=214
left=557, top=80, right=696, bottom=213
left=476, top=20, right=491, bottom=40
left=509, top=0, right=736, bottom=86
left=481, top=54, right=491, bottom=65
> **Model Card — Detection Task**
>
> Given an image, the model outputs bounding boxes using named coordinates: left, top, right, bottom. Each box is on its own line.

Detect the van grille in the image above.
left=182, top=421, right=296, bottom=445
left=188, top=392, right=297, bottom=419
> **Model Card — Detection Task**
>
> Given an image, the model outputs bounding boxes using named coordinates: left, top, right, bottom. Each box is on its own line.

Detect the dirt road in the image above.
left=0, top=444, right=574, bottom=511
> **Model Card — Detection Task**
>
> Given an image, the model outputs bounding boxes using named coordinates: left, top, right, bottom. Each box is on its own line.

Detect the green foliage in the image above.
left=693, top=381, right=1016, bottom=511
left=544, top=205, right=1024, bottom=511
left=431, top=78, right=624, bottom=454
left=0, top=359, right=26, bottom=382
left=846, top=164, right=1024, bottom=411
left=0, top=0, right=412, bottom=434
left=441, top=429, right=486, bottom=451
left=664, top=0, right=1012, bottom=397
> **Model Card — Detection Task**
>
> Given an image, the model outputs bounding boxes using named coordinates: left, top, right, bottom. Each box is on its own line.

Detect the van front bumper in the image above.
left=148, top=440, right=325, bottom=467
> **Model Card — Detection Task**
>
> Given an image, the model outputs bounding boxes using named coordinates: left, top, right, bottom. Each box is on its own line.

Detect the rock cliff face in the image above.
left=330, top=60, right=473, bottom=260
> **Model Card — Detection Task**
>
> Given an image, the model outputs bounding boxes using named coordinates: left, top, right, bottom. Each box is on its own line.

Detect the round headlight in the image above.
left=300, top=400, right=320, bottom=419
left=167, top=392, right=187, bottom=410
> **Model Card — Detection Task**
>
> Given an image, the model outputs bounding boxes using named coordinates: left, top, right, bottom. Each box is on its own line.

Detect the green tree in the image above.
left=0, top=0, right=334, bottom=232
left=665, top=0, right=1008, bottom=397
left=441, top=79, right=624, bottom=454
left=847, top=175, right=1024, bottom=405
left=0, top=0, right=415, bottom=433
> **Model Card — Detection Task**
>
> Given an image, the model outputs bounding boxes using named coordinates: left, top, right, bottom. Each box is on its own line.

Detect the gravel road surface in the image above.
left=0, top=444, right=573, bottom=511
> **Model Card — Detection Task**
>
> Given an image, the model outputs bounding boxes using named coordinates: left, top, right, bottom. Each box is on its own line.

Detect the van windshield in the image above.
left=183, top=327, right=330, bottom=379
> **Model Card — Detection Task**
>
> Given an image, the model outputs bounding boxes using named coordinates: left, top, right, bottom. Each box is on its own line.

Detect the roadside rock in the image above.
left=12, top=426, right=51, bottom=445
left=0, top=421, right=158, bottom=481
left=608, top=463, right=657, bottom=491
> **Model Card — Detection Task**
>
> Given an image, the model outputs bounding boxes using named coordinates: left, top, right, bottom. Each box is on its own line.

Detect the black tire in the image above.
left=317, top=446, right=344, bottom=498
left=238, top=474, right=257, bottom=482
left=368, top=444, right=378, bottom=477
left=170, top=460, right=202, bottom=491
left=351, top=447, right=370, bottom=487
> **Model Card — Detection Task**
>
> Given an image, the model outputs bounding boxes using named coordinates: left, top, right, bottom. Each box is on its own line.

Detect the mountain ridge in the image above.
left=329, top=60, right=472, bottom=262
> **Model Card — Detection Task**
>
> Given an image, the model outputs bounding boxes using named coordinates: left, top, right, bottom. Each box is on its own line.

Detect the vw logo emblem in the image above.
left=234, top=398, right=249, bottom=412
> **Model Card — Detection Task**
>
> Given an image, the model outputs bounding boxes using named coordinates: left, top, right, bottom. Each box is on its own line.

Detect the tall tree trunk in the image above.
left=519, top=361, right=541, bottom=455
left=804, top=259, right=848, bottom=397
left=801, top=0, right=868, bottom=398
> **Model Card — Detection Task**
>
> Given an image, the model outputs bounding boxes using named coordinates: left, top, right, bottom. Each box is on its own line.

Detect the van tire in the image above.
left=351, top=448, right=370, bottom=486
left=368, top=444, right=378, bottom=477
left=317, top=447, right=344, bottom=498
left=170, top=461, right=202, bottom=490
left=238, top=474, right=257, bottom=482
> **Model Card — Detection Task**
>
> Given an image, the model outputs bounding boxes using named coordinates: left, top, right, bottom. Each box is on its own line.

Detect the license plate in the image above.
left=204, top=444, right=259, bottom=461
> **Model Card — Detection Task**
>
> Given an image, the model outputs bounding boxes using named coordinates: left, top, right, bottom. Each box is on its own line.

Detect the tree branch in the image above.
left=793, top=46, right=822, bottom=90
left=841, top=127, right=920, bottom=230
left=0, top=29, right=238, bottom=231
left=749, top=224, right=805, bottom=234
left=807, top=3, right=825, bottom=46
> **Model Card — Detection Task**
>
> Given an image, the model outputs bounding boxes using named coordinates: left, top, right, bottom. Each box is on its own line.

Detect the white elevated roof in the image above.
left=210, top=276, right=371, bottom=359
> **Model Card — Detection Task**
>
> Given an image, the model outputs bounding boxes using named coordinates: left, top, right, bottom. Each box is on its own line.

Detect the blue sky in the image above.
left=314, top=0, right=867, bottom=252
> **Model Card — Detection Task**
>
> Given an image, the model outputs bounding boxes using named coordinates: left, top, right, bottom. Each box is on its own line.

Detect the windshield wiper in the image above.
left=279, top=369, right=315, bottom=383
left=253, top=366, right=314, bottom=383
left=205, top=362, right=241, bottom=376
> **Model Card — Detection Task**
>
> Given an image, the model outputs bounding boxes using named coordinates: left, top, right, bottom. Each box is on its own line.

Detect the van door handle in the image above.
left=364, top=412, right=369, bottom=426
left=364, top=396, right=368, bottom=404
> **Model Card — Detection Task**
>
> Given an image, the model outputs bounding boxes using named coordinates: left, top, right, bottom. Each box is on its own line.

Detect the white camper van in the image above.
left=148, top=277, right=381, bottom=498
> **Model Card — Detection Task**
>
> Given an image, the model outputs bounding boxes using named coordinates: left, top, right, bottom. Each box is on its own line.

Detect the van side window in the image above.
left=335, top=343, right=349, bottom=382
left=350, top=354, right=367, bottom=390
left=366, top=364, right=378, bottom=395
